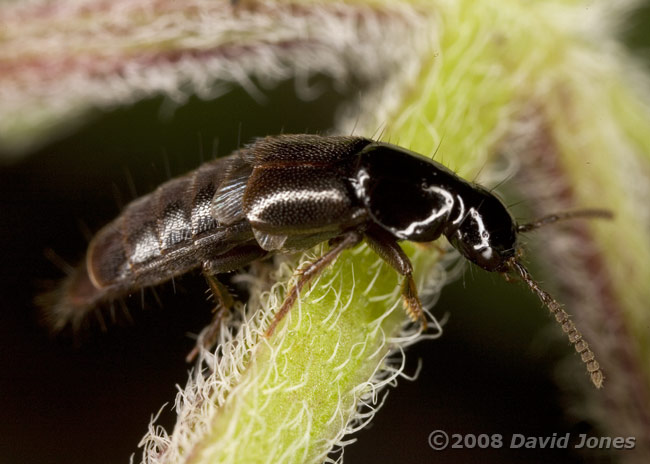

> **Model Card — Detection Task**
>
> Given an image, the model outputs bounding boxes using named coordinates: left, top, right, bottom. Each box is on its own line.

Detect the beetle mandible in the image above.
left=46, top=134, right=610, bottom=387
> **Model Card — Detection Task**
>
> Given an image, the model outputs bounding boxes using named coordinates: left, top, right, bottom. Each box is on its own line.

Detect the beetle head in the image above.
left=444, top=186, right=518, bottom=272
left=355, top=142, right=518, bottom=271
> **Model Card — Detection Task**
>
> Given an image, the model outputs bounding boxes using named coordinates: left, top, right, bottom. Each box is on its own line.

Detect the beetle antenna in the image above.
left=517, top=209, right=613, bottom=233
left=506, top=257, right=604, bottom=389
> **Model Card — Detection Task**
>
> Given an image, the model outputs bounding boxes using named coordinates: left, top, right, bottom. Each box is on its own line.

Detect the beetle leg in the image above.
left=364, top=227, right=428, bottom=330
left=184, top=307, right=225, bottom=363
left=265, top=230, right=362, bottom=337
left=205, top=271, right=235, bottom=309
left=400, top=275, right=427, bottom=328
left=186, top=243, right=268, bottom=362
left=185, top=273, right=234, bottom=363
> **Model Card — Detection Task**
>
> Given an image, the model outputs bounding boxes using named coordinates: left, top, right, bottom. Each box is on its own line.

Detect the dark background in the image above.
left=2, top=4, right=650, bottom=463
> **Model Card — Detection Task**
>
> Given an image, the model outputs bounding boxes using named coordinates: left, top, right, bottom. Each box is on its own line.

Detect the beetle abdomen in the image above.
left=89, top=156, right=256, bottom=286
left=48, top=154, right=257, bottom=328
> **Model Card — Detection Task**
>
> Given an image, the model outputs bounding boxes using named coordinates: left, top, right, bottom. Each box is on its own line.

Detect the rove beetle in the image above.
left=45, top=134, right=610, bottom=387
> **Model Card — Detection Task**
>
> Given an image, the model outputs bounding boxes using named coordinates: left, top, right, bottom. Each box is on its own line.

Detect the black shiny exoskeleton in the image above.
left=48, top=134, right=609, bottom=387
